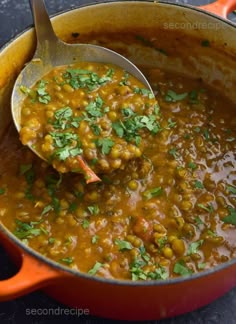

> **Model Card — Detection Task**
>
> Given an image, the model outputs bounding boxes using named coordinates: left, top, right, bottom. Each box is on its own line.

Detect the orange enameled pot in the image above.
left=0, top=0, right=236, bottom=321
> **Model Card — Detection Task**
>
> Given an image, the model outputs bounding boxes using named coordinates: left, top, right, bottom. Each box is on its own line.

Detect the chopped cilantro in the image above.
left=227, top=185, right=236, bottom=195
left=184, top=133, right=191, bottom=140
left=95, top=138, right=114, bottom=155
left=130, top=257, right=148, bottom=281
left=48, top=237, right=55, bottom=244
left=65, top=236, right=73, bottom=245
left=194, top=126, right=201, bottom=133
left=188, top=161, right=197, bottom=170
left=133, top=87, right=155, bottom=99
left=112, top=112, right=161, bottom=144
left=60, top=257, right=73, bottom=265
left=65, top=68, right=112, bottom=91
left=165, top=90, right=188, bottom=102
left=14, top=219, right=41, bottom=239
left=187, top=240, right=204, bottom=255
left=90, top=124, right=101, bottom=136
left=147, top=267, right=169, bottom=280
left=82, top=219, right=90, bottom=229
left=194, top=216, right=205, bottom=226
left=119, top=72, right=130, bottom=86
left=207, top=229, right=217, bottom=237
left=50, top=132, right=82, bottom=161
left=20, top=85, right=36, bottom=100
left=50, top=132, right=78, bottom=148
left=85, top=96, right=104, bottom=118
left=91, top=235, right=99, bottom=244
left=40, top=226, right=49, bottom=236
left=222, top=207, right=236, bottom=225
left=197, top=203, right=214, bottom=213
left=41, top=204, right=53, bottom=216
left=198, top=262, right=206, bottom=270
left=167, top=118, right=177, bottom=129
left=115, top=239, right=133, bottom=251
left=157, top=236, right=168, bottom=250
left=130, top=254, right=168, bottom=281
left=87, top=205, right=99, bottom=215
left=88, top=261, right=103, bottom=275
left=142, top=187, right=163, bottom=200
left=194, top=180, right=204, bottom=189
left=52, top=107, right=74, bottom=130
left=37, top=80, right=51, bottom=104
left=168, top=147, right=179, bottom=159
left=173, top=260, right=193, bottom=276
left=122, top=107, right=135, bottom=118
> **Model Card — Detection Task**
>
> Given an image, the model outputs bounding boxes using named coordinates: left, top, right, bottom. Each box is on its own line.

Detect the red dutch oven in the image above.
left=0, top=0, right=236, bottom=321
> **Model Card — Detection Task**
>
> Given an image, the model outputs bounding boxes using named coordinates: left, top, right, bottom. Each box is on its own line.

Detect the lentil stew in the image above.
left=19, top=62, right=158, bottom=182
left=0, top=67, right=236, bottom=281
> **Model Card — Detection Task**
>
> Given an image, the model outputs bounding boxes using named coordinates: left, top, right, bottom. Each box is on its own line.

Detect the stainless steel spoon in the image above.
left=11, top=0, right=153, bottom=182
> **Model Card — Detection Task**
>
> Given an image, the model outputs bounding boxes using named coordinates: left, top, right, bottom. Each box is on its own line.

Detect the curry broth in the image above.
left=0, top=65, right=235, bottom=280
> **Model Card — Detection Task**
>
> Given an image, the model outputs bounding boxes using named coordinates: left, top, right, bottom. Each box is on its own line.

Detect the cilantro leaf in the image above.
left=194, top=216, right=205, bottom=226
left=197, top=203, right=214, bottom=213
left=91, top=235, right=99, bottom=244
left=37, top=80, right=51, bottom=104
left=143, top=187, right=163, bottom=200
left=87, top=205, right=99, bottom=215
left=194, top=180, right=204, bottom=189
left=96, top=138, right=114, bottom=155
left=85, top=97, right=104, bottom=117
left=113, top=113, right=161, bottom=144
left=223, top=207, right=236, bottom=225
left=88, top=261, right=103, bottom=275
left=60, top=257, right=73, bottom=265
left=112, top=121, right=124, bottom=137
left=147, top=267, right=169, bottom=280
left=168, top=147, right=179, bottom=159
left=165, top=90, right=188, bottom=102
left=173, top=260, right=193, bottom=276
left=41, top=204, right=53, bottom=216
left=227, top=185, right=236, bottom=195
left=188, top=161, right=197, bottom=170
left=115, top=239, right=133, bottom=251
left=82, top=219, right=90, bottom=229
left=187, top=240, right=204, bottom=255
left=198, top=262, right=206, bottom=270
left=133, top=87, right=155, bottom=99
left=14, top=219, right=42, bottom=239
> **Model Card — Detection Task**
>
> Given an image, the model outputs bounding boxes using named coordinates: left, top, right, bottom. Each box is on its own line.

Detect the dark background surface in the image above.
left=0, top=0, right=236, bottom=323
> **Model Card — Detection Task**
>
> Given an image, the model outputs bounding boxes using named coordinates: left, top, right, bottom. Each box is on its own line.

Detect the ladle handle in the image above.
left=30, top=0, right=60, bottom=59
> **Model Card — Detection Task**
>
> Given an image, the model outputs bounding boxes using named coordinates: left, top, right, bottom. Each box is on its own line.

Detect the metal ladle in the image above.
left=11, top=0, right=153, bottom=182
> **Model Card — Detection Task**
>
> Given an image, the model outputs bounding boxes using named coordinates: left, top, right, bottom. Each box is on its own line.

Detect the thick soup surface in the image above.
left=0, top=69, right=235, bottom=281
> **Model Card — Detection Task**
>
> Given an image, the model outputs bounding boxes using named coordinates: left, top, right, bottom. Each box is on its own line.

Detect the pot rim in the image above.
left=0, top=0, right=236, bottom=287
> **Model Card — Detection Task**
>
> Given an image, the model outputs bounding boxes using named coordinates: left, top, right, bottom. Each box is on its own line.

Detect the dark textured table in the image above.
left=0, top=1, right=236, bottom=323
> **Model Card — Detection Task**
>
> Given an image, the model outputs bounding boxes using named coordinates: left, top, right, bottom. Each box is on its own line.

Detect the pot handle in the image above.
left=199, top=0, right=236, bottom=19
left=0, top=247, right=63, bottom=301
